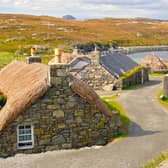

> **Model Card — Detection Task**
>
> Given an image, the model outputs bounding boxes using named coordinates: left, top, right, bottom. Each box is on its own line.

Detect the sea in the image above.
left=128, top=51, right=168, bottom=63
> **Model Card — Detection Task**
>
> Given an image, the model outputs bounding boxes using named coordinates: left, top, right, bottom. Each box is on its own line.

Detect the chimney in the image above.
left=31, top=47, right=36, bottom=56
left=88, top=46, right=100, bottom=65
left=48, top=49, right=69, bottom=86
left=26, top=48, right=41, bottom=64
left=54, top=48, right=62, bottom=63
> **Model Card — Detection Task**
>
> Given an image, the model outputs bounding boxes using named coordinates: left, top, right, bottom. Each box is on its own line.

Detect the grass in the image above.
left=149, top=73, right=166, bottom=77
left=1, top=14, right=168, bottom=54
left=157, top=90, right=168, bottom=109
left=120, top=66, right=144, bottom=80
left=0, top=52, right=55, bottom=68
left=0, top=52, right=25, bottom=68
left=143, top=151, right=168, bottom=168
left=101, top=96, right=130, bottom=127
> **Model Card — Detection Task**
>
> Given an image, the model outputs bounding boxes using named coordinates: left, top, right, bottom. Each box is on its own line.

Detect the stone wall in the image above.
left=0, top=64, right=124, bottom=157
left=73, top=51, right=117, bottom=91
left=74, top=62, right=116, bottom=90
left=120, top=45, right=168, bottom=54
left=115, top=68, right=149, bottom=89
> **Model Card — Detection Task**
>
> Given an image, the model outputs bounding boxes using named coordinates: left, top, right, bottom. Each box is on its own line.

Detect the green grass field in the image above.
left=0, top=52, right=54, bottom=68
left=0, top=52, right=25, bottom=68
left=1, top=14, right=168, bottom=54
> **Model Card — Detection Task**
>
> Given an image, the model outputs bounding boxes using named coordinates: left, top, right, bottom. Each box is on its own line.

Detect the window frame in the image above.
left=17, top=124, right=34, bottom=150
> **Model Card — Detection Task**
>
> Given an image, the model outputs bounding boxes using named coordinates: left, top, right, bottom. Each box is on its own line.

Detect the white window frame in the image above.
left=17, top=124, right=34, bottom=150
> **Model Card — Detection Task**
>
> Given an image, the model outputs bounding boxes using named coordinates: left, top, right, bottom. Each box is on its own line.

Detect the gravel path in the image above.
left=1, top=77, right=168, bottom=168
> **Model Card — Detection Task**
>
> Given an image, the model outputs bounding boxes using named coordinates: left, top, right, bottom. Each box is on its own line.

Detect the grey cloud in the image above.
left=0, top=0, right=167, bottom=20
left=80, top=0, right=166, bottom=10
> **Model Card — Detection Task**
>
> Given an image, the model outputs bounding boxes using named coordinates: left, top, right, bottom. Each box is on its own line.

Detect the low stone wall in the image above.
left=120, top=45, right=168, bottom=54
left=115, top=68, right=149, bottom=89
left=0, top=64, right=124, bottom=157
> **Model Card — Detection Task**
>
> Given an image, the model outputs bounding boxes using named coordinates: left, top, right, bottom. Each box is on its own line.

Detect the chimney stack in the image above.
left=54, top=48, right=62, bottom=63
left=26, top=48, right=41, bottom=64
left=48, top=48, right=69, bottom=86
left=88, top=45, right=100, bottom=65
left=31, top=47, right=36, bottom=56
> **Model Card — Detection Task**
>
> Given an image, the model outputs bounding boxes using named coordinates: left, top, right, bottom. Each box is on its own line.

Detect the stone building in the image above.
left=0, top=57, right=123, bottom=157
left=69, top=54, right=116, bottom=91
left=69, top=49, right=149, bottom=90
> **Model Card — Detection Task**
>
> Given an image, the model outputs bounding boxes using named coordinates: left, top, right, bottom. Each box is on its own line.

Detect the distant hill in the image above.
left=0, top=14, right=168, bottom=53
left=63, top=15, right=76, bottom=20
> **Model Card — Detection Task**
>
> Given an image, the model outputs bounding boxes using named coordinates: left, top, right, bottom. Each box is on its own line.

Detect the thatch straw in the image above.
left=0, top=61, right=49, bottom=131
left=70, top=78, right=115, bottom=118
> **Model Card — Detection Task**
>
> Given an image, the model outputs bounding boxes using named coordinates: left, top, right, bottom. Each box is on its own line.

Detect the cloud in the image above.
left=14, top=0, right=30, bottom=5
left=0, top=0, right=167, bottom=19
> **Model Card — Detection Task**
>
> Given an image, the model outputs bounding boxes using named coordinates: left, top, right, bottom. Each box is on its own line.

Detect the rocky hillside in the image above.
left=0, top=14, right=168, bottom=53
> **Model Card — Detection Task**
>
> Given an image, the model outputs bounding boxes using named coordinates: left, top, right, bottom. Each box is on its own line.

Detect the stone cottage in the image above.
left=69, top=49, right=149, bottom=90
left=69, top=50, right=117, bottom=90
left=0, top=57, right=122, bottom=157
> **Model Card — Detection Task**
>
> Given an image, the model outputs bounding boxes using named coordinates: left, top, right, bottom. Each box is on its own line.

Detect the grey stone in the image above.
left=52, top=135, right=66, bottom=144
left=53, top=110, right=64, bottom=118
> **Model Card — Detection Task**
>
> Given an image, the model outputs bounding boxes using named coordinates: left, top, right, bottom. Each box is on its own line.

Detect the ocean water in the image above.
left=128, top=51, right=168, bottom=63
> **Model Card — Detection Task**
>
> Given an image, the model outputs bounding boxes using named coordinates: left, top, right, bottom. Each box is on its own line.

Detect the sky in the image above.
left=0, top=0, right=168, bottom=20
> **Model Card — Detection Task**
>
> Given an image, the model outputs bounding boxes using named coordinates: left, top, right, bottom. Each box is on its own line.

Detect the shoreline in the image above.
left=119, top=45, right=168, bottom=54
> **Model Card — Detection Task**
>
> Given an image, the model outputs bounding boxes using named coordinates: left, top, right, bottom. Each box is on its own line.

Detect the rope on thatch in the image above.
left=70, top=78, right=115, bottom=118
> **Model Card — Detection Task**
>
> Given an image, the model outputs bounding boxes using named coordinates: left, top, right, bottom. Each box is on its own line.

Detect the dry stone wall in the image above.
left=115, top=68, right=149, bottom=89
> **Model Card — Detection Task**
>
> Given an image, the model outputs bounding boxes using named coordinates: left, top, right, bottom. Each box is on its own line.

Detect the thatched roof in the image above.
left=0, top=61, right=114, bottom=131
left=0, top=61, right=49, bottom=131
left=141, top=54, right=167, bottom=70
left=70, top=79, right=115, bottom=118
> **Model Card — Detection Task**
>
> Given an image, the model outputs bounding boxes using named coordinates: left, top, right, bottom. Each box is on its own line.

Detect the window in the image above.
left=17, top=125, right=34, bottom=149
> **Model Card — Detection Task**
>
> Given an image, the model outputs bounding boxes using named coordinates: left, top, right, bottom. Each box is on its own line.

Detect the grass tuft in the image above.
left=120, top=66, right=145, bottom=80
left=157, top=90, right=168, bottom=109
left=149, top=73, right=165, bottom=77
left=143, top=151, right=168, bottom=168
left=101, top=96, right=130, bottom=127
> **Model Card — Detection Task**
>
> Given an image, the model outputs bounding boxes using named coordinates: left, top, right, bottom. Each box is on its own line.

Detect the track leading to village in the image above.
left=1, top=77, right=168, bottom=168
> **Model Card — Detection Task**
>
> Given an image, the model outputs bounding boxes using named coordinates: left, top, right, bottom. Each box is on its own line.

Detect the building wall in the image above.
left=115, top=68, right=149, bottom=89
left=75, top=63, right=116, bottom=90
left=0, top=64, right=123, bottom=157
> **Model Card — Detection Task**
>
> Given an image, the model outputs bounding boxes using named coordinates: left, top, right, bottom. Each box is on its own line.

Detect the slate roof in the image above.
left=69, top=56, right=91, bottom=72
left=100, top=52, right=138, bottom=77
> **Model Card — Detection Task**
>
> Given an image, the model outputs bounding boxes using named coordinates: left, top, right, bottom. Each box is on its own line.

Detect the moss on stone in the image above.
left=120, top=66, right=145, bottom=80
